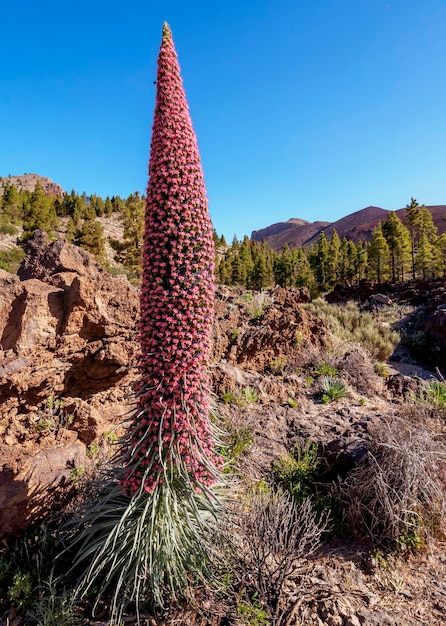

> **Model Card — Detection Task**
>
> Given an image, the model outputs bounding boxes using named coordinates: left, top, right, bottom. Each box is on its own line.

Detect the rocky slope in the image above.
left=1, top=233, right=446, bottom=625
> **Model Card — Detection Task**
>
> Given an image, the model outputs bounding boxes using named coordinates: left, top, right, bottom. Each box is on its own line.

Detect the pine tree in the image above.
left=1, top=183, right=21, bottom=223
left=382, top=211, right=411, bottom=282
left=111, top=191, right=145, bottom=276
left=250, top=254, right=269, bottom=291
left=368, top=222, right=390, bottom=283
left=339, top=238, right=357, bottom=284
left=311, top=232, right=330, bottom=291
left=78, top=219, right=106, bottom=259
left=22, top=181, right=58, bottom=238
left=293, top=247, right=316, bottom=291
left=273, top=245, right=294, bottom=287
left=406, top=198, right=437, bottom=279
left=71, top=23, right=224, bottom=616
left=354, top=240, right=368, bottom=282
left=415, top=233, right=434, bottom=279
left=434, top=233, right=446, bottom=279
left=327, top=229, right=341, bottom=287
left=104, top=196, right=113, bottom=216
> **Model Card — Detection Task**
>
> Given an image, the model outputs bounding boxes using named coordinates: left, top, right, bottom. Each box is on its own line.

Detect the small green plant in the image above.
left=396, top=527, right=425, bottom=552
left=31, top=577, right=82, bottom=626
left=0, top=247, right=26, bottom=273
left=46, top=396, right=55, bottom=410
left=370, top=548, right=388, bottom=569
left=320, top=375, right=348, bottom=403
left=287, top=398, right=298, bottom=408
left=359, top=397, right=366, bottom=406
left=87, top=442, right=100, bottom=458
left=7, top=571, right=34, bottom=609
left=237, top=590, right=270, bottom=625
left=294, top=330, right=304, bottom=348
left=70, top=466, right=85, bottom=486
left=374, top=362, right=389, bottom=378
left=242, top=386, right=259, bottom=404
left=305, top=375, right=315, bottom=388
left=314, top=362, right=338, bottom=377
left=222, top=391, right=236, bottom=404
left=230, top=328, right=239, bottom=341
left=219, top=425, right=254, bottom=469
left=269, top=356, right=287, bottom=374
left=420, top=378, right=446, bottom=410
left=36, top=418, right=54, bottom=433
left=230, top=427, right=254, bottom=459
left=272, top=440, right=320, bottom=505
left=103, top=429, right=118, bottom=444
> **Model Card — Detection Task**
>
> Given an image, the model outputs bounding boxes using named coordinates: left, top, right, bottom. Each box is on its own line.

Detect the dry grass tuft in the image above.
left=339, top=414, right=446, bottom=549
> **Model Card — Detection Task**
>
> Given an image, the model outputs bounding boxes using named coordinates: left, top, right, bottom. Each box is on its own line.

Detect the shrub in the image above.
left=0, top=247, right=26, bottom=273
left=314, top=362, right=338, bottom=377
left=234, top=489, right=329, bottom=619
left=303, top=299, right=399, bottom=361
left=419, top=377, right=446, bottom=413
left=272, top=440, right=320, bottom=505
left=246, top=292, right=274, bottom=320
left=31, top=578, right=82, bottom=626
left=374, top=362, right=389, bottom=378
left=339, top=416, right=446, bottom=549
left=269, top=356, right=287, bottom=374
left=0, top=222, right=18, bottom=236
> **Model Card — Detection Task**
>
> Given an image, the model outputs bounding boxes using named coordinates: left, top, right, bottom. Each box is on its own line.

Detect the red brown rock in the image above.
left=0, top=231, right=139, bottom=539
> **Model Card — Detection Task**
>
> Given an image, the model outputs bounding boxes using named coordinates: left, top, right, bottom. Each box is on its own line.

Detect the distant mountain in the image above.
left=0, top=174, right=64, bottom=197
left=252, top=205, right=446, bottom=250
left=252, top=219, right=330, bottom=249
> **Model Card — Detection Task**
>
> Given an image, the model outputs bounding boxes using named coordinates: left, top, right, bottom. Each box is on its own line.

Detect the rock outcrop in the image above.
left=0, top=231, right=139, bottom=538
left=0, top=174, right=64, bottom=197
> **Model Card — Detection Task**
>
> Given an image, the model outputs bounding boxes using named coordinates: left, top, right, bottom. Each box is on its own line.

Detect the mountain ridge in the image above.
left=252, top=204, right=446, bottom=250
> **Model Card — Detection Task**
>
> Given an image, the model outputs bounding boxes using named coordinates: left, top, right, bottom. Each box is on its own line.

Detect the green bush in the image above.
left=314, top=362, right=338, bottom=377
left=303, top=299, right=400, bottom=361
left=0, top=222, right=19, bottom=236
left=0, top=247, right=26, bottom=273
left=422, top=378, right=446, bottom=407
left=272, top=440, right=320, bottom=504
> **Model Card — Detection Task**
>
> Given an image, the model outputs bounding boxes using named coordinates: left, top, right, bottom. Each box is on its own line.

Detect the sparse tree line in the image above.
left=1, top=184, right=445, bottom=291
left=216, top=199, right=446, bottom=294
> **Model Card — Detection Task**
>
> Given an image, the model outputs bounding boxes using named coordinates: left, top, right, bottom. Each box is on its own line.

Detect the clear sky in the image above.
left=1, top=0, right=445, bottom=240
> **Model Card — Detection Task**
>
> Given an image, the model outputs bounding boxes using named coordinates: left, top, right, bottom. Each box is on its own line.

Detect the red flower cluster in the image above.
left=121, top=23, right=222, bottom=497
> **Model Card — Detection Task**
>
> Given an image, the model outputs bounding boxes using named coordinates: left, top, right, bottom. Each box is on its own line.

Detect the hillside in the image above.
left=1, top=232, right=446, bottom=624
left=253, top=204, right=446, bottom=250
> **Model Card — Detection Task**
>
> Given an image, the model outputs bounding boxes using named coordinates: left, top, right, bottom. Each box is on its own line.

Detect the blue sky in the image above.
left=1, top=1, right=445, bottom=240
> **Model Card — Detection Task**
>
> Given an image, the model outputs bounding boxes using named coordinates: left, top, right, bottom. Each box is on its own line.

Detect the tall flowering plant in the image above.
left=121, top=21, right=222, bottom=498
left=71, top=23, right=224, bottom=617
